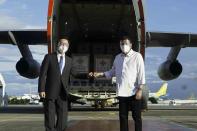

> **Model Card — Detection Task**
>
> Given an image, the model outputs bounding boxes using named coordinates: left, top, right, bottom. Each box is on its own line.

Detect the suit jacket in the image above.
left=38, top=52, right=77, bottom=99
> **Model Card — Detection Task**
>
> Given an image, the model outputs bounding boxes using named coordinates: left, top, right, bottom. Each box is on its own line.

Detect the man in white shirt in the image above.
left=89, top=36, right=145, bottom=131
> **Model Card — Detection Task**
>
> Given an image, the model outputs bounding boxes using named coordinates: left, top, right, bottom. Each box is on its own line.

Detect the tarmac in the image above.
left=0, top=105, right=197, bottom=131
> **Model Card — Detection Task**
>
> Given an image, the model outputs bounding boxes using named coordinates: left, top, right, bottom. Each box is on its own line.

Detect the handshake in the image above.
left=88, top=72, right=105, bottom=78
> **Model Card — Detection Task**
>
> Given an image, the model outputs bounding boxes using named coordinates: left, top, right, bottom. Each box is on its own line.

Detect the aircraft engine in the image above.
left=158, top=60, right=182, bottom=81
left=16, top=58, right=40, bottom=79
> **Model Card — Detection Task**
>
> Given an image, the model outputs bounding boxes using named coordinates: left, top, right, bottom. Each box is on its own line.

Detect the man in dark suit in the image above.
left=38, top=38, right=76, bottom=131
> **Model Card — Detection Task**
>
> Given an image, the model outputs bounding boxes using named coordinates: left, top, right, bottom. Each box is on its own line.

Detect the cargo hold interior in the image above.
left=56, top=0, right=138, bottom=89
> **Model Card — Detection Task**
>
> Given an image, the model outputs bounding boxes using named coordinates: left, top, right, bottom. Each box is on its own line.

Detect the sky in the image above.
left=0, top=0, right=197, bottom=99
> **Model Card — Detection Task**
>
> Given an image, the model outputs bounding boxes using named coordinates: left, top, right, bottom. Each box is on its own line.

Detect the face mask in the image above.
left=63, top=46, right=68, bottom=53
left=120, top=44, right=131, bottom=54
left=58, top=45, right=68, bottom=54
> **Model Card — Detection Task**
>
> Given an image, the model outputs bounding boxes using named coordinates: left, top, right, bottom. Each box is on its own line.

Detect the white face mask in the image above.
left=120, top=39, right=132, bottom=54
left=58, top=45, right=68, bottom=54
left=120, top=44, right=131, bottom=54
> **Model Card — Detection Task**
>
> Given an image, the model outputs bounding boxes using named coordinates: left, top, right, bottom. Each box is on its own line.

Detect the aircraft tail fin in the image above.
left=155, top=82, right=168, bottom=97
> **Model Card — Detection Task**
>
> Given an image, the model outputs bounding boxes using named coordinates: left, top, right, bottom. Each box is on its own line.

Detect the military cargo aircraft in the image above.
left=0, top=0, right=197, bottom=109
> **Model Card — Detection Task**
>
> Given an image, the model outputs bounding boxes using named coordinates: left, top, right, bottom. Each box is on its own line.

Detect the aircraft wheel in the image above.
left=95, top=101, right=99, bottom=109
left=101, top=101, right=106, bottom=109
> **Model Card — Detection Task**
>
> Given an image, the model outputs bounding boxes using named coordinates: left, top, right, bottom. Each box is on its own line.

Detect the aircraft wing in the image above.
left=0, top=29, right=47, bottom=45
left=146, top=31, right=197, bottom=47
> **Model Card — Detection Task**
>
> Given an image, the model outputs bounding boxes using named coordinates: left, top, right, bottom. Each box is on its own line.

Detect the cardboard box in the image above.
left=94, top=55, right=113, bottom=82
left=72, top=54, right=89, bottom=73
left=94, top=55, right=113, bottom=72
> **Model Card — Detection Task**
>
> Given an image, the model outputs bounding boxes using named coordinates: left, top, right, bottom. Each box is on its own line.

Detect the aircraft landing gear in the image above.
left=94, top=100, right=106, bottom=109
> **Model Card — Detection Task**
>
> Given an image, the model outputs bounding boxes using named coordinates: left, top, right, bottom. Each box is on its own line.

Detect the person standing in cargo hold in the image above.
left=89, top=36, right=145, bottom=131
left=38, top=38, right=76, bottom=131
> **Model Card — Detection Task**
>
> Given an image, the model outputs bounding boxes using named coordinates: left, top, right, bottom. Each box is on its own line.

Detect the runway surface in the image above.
left=0, top=105, right=197, bottom=131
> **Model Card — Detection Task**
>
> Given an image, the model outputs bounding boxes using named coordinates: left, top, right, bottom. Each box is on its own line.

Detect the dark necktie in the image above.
left=59, top=56, right=63, bottom=73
